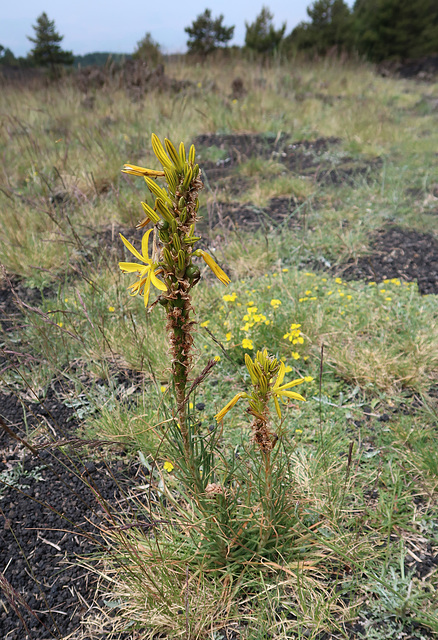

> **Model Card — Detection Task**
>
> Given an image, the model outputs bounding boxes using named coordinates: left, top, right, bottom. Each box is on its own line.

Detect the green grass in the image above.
left=1, top=56, right=438, bottom=639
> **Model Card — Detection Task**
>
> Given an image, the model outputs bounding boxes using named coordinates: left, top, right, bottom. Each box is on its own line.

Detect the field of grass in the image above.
left=0, top=56, right=438, bottom=640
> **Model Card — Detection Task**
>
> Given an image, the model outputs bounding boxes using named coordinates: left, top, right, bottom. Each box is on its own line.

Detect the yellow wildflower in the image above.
left=163, top=461, right=174, bottom=473
left=291, top=352, right=300, bottom=360
left=197, top=250, right=230, bottom=285
left=215, top=392, right=249, bottom=422
left=270, top=299, right=282, bottom=308
left=271, top=362, right=305, bottom=418
left=122, top=164, right=166, bottom=178
left=200, top=320, right=210, bottom=327
left=108, top=306, right=115, bottom=312
left=242, top=338, right=254, bottom=350
left=119, top=229, right=167, bottom=307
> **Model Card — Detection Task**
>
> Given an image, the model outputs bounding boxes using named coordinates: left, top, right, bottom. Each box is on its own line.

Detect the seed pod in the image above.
left=186, top=264, right=200, bottom=281
left=192, top=164, right=199, bottom=180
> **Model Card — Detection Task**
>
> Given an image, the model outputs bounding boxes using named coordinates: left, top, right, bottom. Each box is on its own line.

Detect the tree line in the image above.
left=1, top=1, right=437, bottom=73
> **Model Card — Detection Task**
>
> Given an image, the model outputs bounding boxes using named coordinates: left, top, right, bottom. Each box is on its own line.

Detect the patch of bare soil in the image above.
left=378, top=54, right=438, bottom=82
left=336, top=226, right=438, bottom=295
left=198, top=196, right=304, bottom=235
left=195, top=133, right=381, bottom=187
left=0, top=385, right=147, bottom=640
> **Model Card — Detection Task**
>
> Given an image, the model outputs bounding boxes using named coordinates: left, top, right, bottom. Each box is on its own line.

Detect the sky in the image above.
left=1, top=0, right=333, bottom=57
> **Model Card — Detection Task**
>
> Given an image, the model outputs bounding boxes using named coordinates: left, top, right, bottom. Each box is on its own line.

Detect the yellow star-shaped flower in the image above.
left=271, top=362, right=305, bottom=418
left=119, top=229, right=167, bottom=307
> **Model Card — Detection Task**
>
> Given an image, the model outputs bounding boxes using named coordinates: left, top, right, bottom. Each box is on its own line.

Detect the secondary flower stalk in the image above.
left=215, top=349, right=306, bottom=453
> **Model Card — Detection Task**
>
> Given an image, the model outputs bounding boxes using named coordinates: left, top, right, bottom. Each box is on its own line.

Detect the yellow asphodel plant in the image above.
left=215, top=350, right=306, bottom=453
left=119, top=134, right=230, bottom=466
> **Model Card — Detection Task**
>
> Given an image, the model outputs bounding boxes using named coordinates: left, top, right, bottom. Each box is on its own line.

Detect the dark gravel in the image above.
left=0, top=389, right=147, bottom=640
left=337, top=226, right=438, bottom=294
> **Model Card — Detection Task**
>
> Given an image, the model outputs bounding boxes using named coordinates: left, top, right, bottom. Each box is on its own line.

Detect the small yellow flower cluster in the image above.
left=223, top=292, right=237, bottom=302
left=241, top=305, right=269, bottom=332
left=242, top=338, right=254, bottom=350
left=283, top=323, right=304, bottom=344
left=270, top=299, right=282, bottom=309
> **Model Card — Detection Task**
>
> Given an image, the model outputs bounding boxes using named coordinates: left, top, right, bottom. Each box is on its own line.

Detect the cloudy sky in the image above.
left=1, top=0, right=336, bottom=57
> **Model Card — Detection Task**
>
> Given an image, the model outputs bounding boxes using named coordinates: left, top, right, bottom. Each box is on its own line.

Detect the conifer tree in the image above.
left=132, top=32, right=163, bottom=66
left=353, top=0, right=438, bottom=61
left=287, top=0, right=353, bottom=55
left=185, top=9, right=234, bottom=56
left=27, top=12, right=73, bottom=70
left=245, top=6, right=286, bottom=55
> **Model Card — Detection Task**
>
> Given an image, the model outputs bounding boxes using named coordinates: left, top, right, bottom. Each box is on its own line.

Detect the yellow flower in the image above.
left=119, top=229, right=167, bottom=307
left=304, top=376, right=314, bottom=382
left=291, top=352, right=300, bottom=360
left=215, top=392, right=249, bottom=422
left=282, top=268, right=289, bottom=272
left=270, top=299, right=282, bottom=308
left=272, top=362, right=305, bottom=418
left=295, top=429, right=303, bottom=435
left=226, top=332, right=232, bottom=341
left=214, top=355, right=221, bottom=362
left=242, top=338, right=254, bottom=350
left=223, top=292, right=237, bottom=302
left=122, top=164, right=165, bottom=178
left=200, top=320, right=210, bottom=327
left=163, top=461, right=174, bottom=473
left=198, top=250, right=230, bottom=286
left=108, top=306, right=115, bottom=312
left=160, top=385, right=167, bottom=393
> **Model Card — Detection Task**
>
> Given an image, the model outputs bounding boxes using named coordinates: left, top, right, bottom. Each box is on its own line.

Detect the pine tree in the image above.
left=353, top=0, right=438, bottom=62
left=185, top=9, right=234, bottom=56
left=132, top=32, right=162, bottom=66
left=27, top=12, right=73, bottom=70
left=245, top=6, right=286, bottom=55
left=287, top=0, right=353, bottom=55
